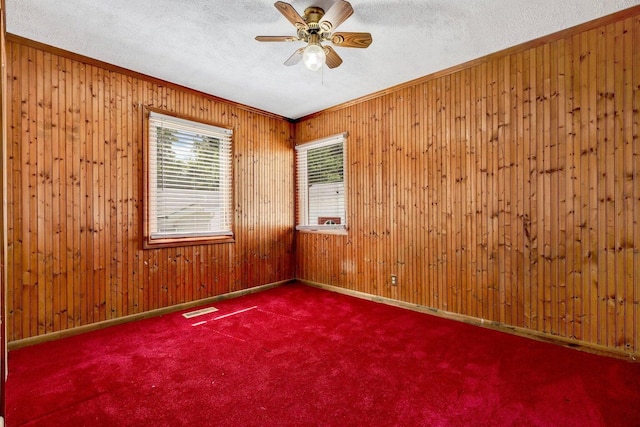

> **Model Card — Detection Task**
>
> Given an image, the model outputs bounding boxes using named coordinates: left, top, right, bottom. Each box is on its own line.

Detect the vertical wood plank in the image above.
left=556, top=37, right=568, bottom=339
left=633, top=15, right=640, bottom=354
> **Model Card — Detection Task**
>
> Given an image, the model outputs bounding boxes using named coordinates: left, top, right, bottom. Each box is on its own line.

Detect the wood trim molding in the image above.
left=7, top=279, right=295, bottom=351
left=9, top=5, right=640, bottom=125
left=9, top=272, right=639, bottom=362
left=5, top=33, right=293, bottom=123
left=299, top=280, right=640, bottom=363
left=297, top=4, right=640, bottom=121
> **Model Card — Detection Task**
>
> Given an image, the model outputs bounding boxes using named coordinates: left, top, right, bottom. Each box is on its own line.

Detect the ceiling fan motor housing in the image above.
left=304, top=7, right=325, bottom=25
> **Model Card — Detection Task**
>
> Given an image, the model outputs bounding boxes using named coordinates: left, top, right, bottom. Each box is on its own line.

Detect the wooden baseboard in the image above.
left=299, top=279, right=639, bottom=363
left=10, top=277, right=638, bottom=362
left=8, top=279, right=295, bottom=351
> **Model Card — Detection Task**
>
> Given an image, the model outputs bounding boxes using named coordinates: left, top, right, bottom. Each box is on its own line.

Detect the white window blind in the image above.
left=295, top=133, right=347, bottom=231
left=148, top=112, right=233, bottom=241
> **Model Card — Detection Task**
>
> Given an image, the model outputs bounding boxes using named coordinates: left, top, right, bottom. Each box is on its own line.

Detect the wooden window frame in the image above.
left=295, top=133, right=348, bottom=234
left=142, top=107, right=235, bottom=249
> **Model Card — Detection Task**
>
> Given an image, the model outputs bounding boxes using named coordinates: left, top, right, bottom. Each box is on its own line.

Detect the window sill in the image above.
left=143, top=235, right=235, bottom=249
left=296, top=227, right=348, bottom=236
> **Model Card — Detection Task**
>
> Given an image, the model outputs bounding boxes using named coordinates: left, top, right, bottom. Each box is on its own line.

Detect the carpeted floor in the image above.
left=6, top=283, right=640, bottom=426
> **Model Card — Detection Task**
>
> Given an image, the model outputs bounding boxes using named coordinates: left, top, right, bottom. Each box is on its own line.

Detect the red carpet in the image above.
left=6, top=283, right=640, bottom=426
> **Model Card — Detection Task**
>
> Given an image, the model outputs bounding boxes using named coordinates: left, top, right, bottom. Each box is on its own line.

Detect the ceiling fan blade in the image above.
left=319, top=0, right=354, bottom=32
left=255, top=36, right=298, bottom=42
left=284, top=48, right=304, bottom=66
left=331, top=32, right=372, bottom=48
left=274, top=1, right=308, bottom=30
left=323, top=46, right=343, bottom=69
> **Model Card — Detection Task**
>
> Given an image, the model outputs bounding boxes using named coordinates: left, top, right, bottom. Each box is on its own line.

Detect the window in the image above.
left=295, top=133, right=347, bottom=232
left=144, top=110, right=233, bottom=248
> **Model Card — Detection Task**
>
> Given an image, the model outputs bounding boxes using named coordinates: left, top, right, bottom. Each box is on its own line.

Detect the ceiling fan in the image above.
left=255, top=1, right=373, bottom=71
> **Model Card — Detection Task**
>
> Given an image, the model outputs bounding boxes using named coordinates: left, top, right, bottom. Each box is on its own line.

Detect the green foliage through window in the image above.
left=307, top=144, right=344, bottom=184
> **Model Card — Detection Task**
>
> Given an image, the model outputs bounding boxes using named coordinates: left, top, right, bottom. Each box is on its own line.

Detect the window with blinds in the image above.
left=295, top=133, right=347, bottom=232
left=144, top=111, right=233, bottom=247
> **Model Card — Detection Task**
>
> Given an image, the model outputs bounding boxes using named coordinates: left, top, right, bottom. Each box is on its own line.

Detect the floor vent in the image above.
left=182, top=307, right=219, bottom=319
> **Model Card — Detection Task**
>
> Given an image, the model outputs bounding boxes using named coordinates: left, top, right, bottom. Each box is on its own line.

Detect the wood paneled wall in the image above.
left=6, top=38, right=295, bottom=342
left=295, top=13, right=640, bottom=354
left=1, top=0, right=7, bottom=408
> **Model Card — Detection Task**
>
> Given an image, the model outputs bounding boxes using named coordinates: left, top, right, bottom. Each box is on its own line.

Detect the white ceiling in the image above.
left=7, top=0, right=640, bottom=120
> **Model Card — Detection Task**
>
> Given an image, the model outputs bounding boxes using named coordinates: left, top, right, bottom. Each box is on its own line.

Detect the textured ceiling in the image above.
left=7, top=0, right=640, bottom=119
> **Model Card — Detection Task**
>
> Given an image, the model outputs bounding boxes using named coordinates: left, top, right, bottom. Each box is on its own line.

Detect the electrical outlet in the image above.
left=390, top=274, right=397, bottom=286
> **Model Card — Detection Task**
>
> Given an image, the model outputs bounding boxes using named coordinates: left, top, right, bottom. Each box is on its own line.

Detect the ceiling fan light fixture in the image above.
left=256, top=1, right=371, bottom=70
left=302, top=42, right=325, bottom=71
